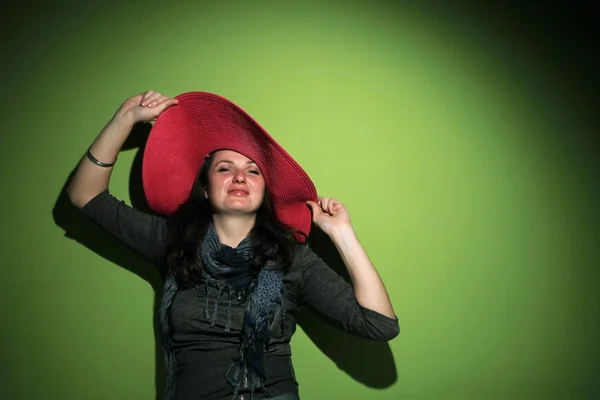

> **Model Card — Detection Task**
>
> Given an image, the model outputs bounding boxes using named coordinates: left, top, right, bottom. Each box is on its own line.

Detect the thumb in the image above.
left=153, top=99, right=179, bottom=116
left=306, top=200, right=320, bottom=215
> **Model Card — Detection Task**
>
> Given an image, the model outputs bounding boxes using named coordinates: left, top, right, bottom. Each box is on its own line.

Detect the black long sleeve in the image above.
left=296, top=245, right=400, bottom=341
left=81, top=190, right=168, bottom=271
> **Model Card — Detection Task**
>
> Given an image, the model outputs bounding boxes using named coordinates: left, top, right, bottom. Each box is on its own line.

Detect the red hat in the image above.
left=142, top=91, right=318, bottom=243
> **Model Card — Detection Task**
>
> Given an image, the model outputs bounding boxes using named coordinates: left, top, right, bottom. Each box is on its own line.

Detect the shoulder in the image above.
left=291, top=243, right=320, bottom=266
left=286, top=243, right=327, bottom=280
left=284, top=244, right=312, bottom=280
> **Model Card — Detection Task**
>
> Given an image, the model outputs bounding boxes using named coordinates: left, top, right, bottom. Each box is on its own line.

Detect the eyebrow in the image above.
left=215, top=160, right=257, bottom=166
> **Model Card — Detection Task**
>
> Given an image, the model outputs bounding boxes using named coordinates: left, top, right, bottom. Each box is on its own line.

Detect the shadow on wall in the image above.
left=52, top=122, right=398, bottom=399
left=302, top=227, right=398, bottom=389
left=52, top=123, right=167, bottom=400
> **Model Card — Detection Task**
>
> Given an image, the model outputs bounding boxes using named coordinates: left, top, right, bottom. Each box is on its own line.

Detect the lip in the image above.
left=227, top=188, right=250, bottom=195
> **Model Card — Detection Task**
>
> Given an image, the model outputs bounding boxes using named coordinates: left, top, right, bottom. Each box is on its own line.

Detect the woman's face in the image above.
left=205, top=150, right=265, bottom=215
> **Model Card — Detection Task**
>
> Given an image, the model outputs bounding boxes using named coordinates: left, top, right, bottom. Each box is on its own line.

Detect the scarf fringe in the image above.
left=160, top=222, right=284, bottom=400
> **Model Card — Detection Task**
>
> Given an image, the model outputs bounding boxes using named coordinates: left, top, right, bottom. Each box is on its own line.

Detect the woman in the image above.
left=67, top=90, right=399, bottom=400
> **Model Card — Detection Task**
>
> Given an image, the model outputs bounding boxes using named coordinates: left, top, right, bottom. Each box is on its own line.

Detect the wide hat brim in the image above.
left=142, top=91, right=318, bottom=243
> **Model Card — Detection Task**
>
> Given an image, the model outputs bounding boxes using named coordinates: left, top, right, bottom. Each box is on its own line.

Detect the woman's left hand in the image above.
left=306, top=196, right=351, bottom=237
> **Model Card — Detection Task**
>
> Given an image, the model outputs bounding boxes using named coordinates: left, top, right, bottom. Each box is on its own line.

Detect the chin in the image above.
left=221, top=206, right=260, bottom=215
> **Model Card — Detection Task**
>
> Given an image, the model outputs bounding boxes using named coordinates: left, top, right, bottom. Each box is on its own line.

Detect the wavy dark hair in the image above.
left=163, top=152, right=298, bottom=287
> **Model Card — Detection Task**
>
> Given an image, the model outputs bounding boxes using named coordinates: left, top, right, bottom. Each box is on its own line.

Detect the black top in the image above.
left=82, top=190, right=399, bottom=399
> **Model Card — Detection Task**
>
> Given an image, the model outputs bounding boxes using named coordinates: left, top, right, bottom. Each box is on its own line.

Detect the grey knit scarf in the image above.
left=159, top=222, right=284, bottom=400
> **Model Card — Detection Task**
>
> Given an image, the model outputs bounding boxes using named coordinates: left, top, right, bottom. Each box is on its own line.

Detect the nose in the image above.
left=233, top=169, right=246, bottom=183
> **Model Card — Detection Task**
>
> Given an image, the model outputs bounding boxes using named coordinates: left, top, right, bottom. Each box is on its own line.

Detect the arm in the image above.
left=81, top=190, right=168, bottom=268
left=306, top=197, right=397, bottom=319
left=328, top=225, right=396, bottom=318
left=66, top=90, right=178, bottom=268
left=67, top=90, right=178, bottom=209
left=298, top=244, right=399, bottom=341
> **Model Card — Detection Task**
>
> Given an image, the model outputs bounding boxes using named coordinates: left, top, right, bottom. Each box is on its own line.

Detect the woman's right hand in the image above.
left=114, top=90, right=179, bottom=124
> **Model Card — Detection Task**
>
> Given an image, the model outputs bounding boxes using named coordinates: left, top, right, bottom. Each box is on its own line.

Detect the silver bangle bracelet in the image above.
left=86, top=148, right=116, bottom=168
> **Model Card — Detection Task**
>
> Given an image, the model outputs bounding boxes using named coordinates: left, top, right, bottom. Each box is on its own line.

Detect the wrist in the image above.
left=328, top=223, right=356, bottom=242
left=111, top=109, right=137, bottom=128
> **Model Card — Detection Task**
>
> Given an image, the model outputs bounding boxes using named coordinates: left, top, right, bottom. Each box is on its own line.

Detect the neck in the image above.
left=212, top=213, right=256, bottom=248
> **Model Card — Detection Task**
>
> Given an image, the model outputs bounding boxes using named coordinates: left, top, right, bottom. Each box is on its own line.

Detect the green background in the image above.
left=2, top=1, right=598, bottom=399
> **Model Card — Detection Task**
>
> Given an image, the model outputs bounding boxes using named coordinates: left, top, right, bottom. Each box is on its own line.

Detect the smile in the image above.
left=228, top=190, right=249, bottom=196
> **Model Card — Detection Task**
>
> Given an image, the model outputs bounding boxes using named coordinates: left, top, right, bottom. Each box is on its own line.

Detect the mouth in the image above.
left=227, top=189, right=250, bottom=196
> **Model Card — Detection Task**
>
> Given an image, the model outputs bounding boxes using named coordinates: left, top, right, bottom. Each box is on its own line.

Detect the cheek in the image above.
left=256, top=182, right=266, bottom=202
left=205, top=183, right=220, bottom=201
left=205, top=181, right=214, bottom=195
left=207, top=175, right=226, bottom=191
left=255, top=178, right=266, bottom=192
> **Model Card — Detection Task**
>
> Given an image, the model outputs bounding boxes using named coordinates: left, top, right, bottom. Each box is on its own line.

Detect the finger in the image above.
left=323, top=197, right=335, bottom=215
left=327, top=199, right=337, bottom=215
left=144, top=92, right=164, bottom=107
left=131, top=93, right=144, bottom=103
left=150, top=95, right=175, bottom=108
left=140, top=90, right=156, bottom=105
left=306, top=201, right=323, bottom=218
left=153, top=98, right=179, bottom=114
left=319, top=197, right=329, bottom=213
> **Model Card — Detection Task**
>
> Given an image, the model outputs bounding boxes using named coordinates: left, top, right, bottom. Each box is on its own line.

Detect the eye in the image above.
left=217, top=167, right=230, bottom=172
left=248, top=169, right=260, bottom=175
